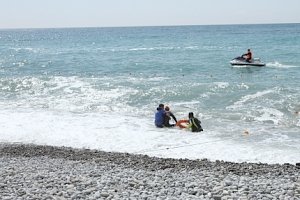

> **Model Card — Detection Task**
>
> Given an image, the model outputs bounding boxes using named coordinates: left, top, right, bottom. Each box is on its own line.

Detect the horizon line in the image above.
left=0, top=22, right=299, bottom=31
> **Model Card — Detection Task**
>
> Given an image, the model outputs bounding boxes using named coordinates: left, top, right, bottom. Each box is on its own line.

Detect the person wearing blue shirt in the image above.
left=155, top=104, right=165, bottom=128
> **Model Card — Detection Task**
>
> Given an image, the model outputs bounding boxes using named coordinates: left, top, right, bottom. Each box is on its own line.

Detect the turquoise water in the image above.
left=0, top=24, right=299, bottom=164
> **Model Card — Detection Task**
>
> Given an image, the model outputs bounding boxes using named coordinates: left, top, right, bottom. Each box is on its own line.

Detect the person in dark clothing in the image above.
left=155, top=104, right=165, bottom=128
left=187, top=112, right=203, bottom=132
left=242, top=49, right=252, bottom=62
left=164, top=106, right=177, bottom=127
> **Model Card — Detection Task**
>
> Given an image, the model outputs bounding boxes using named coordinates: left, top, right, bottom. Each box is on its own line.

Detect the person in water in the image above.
left=155, top=104, right=165, bottom=128
left=187, top=112, right=203, bottom=132
left=242, top=49, right=252, bottom=62
left=164, top=106, right=177, bottom=127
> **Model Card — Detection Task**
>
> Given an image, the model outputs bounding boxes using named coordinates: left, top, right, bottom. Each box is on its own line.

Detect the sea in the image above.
left=0, top=24, right=299, bottom=164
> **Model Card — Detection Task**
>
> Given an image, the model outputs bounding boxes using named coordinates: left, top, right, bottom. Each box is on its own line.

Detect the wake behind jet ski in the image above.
left=230, top=49, right=266, bottom=67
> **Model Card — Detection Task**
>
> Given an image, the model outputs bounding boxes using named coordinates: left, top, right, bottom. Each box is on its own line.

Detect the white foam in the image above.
left=266, top=61, right=300, bottom=68
left=97, top=46, right=202, bottom=53
left=0, top=108, right=299, bottom=164
left=238, top=83, right=249, bottom=89
left=10, top=47, right=40, bottom=53
left=0, top=76, right=138, bottom=113
left=184, top=46, right=198, bottom=50
left=254, top=108, right=284, bottom=125
left=213, top=82, right=229, bottom=89
left=1, top=76, right=299, bottom=165
left=227, top=89, right=274, bottom=109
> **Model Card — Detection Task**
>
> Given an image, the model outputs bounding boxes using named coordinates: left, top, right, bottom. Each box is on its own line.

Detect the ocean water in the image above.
left=1, top=24, right=300, bottom=164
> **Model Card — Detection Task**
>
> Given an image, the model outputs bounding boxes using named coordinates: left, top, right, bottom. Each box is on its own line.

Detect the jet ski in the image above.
left=230, top=56, right=266, bottom=67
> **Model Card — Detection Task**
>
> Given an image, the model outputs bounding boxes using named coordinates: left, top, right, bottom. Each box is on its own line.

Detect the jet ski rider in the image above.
left=242, top=49, right=252, bottom=62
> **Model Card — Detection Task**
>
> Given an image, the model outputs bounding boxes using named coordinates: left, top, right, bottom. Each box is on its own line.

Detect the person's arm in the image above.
left=170, top=112, right=177, bottom=123
left=186, top=123, right=192, bottom=129
left=186, top=119, right=192, bottom=129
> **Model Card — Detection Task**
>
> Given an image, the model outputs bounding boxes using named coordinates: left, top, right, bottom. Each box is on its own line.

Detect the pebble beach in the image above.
left=0, top=143, right=299, bottom=199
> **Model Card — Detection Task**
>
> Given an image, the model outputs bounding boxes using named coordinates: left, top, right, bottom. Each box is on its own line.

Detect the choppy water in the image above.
left=1, top=24, right=300, bottom=164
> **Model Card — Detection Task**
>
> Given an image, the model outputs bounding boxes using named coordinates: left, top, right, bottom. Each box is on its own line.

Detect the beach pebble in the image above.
left=0, top=143, right=299, bottom=199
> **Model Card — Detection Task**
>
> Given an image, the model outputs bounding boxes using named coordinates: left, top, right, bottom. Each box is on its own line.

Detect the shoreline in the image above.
left=1, top=143, right=299, bottom=199
left=0, top=143, right=299, bottom=174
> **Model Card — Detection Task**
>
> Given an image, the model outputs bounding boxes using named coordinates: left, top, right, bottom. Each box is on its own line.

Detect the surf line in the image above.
left=134, top=135, right=248, bottom=154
